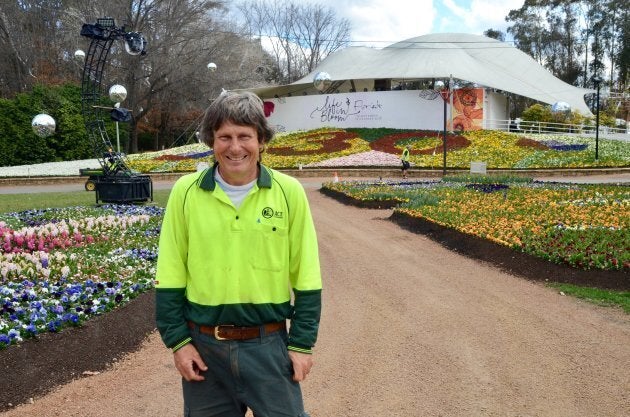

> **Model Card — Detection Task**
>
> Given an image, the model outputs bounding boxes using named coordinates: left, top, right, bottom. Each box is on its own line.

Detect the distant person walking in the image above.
left=400, top=145, right=411, bottom=179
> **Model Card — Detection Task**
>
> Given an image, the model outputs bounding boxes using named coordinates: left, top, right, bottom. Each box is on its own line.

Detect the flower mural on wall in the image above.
left=452, top=88, right=484, bottom=131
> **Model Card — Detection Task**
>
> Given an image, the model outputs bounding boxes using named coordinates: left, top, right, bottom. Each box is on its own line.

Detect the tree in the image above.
left=290, top=3, right=351, bottom=74
left=0, top=84, right=92, bottom=167
left=614, top=3, right=629, bottom=91
left=506, top=0, right=626, bottom=91
left=483, top=29, right=505, bottom=42
left=506, top=0, right=547, bottom=65
left=0, top=0, right=275, bottom=157
left=0, top=0, right=87, bottom=97
left=237, top=0, right=351, bottom=84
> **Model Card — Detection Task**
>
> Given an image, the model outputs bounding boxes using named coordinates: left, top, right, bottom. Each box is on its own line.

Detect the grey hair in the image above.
left=199, top=91, right=274, bottom=148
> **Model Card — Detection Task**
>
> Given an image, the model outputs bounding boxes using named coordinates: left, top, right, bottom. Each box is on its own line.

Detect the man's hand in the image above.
left=173, top=343, right=207, bottom=382
left=288, top=350, right=313, bottom=382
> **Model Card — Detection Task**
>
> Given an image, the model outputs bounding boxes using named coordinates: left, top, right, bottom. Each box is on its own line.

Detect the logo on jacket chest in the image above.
left=262, top=207, right=283, bottom=219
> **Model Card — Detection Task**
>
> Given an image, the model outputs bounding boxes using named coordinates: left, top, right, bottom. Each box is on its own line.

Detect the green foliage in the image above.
left=549, top=283, right=630, bottom=313
left=520, top=227, right=629, bottom=270
left=0, top=99, right=21, bottom=166
left=0, top=83, right=92, bottom=166
left=522, top=104, right=553, bottom=123
left=345, top=128, right=414, bottom=142
left=399, top=192, right=441, bottom=208
left=521, top=103, right=586, bottom=128
left=366, top=191, right=406, bottom=202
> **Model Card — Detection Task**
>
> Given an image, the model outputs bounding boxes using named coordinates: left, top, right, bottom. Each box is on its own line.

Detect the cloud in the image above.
left=325, top=0, right=437, bottom=46
left=440, top=0, right=523, bottom=35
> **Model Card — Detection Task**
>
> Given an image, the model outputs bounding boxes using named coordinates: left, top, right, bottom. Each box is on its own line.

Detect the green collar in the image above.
left=198, top=162, right=272, bottom=191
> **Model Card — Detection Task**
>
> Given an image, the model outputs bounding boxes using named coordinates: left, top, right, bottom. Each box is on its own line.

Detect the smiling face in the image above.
left=213, top=121, right=261, bottom=185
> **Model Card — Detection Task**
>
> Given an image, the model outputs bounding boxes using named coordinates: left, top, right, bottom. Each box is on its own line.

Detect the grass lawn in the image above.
left=0, top=189, right=172, bottom=213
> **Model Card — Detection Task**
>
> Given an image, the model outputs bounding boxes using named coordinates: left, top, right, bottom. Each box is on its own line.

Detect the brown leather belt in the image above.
left=188, top=321, right=285, bottom=341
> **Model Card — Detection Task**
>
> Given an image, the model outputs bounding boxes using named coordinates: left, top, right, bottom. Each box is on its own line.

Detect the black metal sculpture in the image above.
left=78, top=17, right=152, bottom=204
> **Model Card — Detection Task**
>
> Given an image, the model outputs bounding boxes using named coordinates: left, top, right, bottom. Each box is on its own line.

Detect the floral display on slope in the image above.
left=306, top=150, right=402, bottom=167
left=368, top=130, right=471, bottom=155
left=0, top=129, right=627, bottom=177
left=122, top=129, right=628, bottom=173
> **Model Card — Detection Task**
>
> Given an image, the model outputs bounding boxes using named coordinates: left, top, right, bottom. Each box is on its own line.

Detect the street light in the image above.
left=109, top=84, right=127, bottom=153
left=592, top=76, right=603, bottom=160
left=434, top=80, right=451, bottom=176
left=74, top=49, right=85, bottom=61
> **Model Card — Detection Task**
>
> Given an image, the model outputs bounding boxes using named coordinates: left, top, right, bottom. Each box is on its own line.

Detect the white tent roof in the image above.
left=243, top=33, right=594, bottom=115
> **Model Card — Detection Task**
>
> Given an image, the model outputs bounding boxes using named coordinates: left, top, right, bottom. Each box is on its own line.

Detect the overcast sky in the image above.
left=232, top=0, right=526, bottom=47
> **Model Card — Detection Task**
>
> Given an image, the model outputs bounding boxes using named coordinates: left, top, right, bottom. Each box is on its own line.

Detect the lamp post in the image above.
left=108, top=84, right=127, bottom=153
left=435, top=80, right=451, bottom=176
left=592, top=76, right=603, bottom=160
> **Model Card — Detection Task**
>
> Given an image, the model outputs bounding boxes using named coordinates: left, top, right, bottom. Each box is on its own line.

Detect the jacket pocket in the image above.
left=249, top=223, right=288, bottom=272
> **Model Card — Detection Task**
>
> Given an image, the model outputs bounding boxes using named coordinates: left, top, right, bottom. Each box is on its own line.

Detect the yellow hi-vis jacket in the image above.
left=155, top=163, right=322, bottom=354
left=401, top=147, right=410, bottom=162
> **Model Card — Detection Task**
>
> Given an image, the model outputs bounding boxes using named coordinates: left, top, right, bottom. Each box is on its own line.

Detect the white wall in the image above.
left=265, top=90, right=448, bottom=133
left=483, top=91, right=509, bottom=130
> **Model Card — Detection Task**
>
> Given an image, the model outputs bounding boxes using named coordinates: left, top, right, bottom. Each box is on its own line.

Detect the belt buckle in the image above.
left=214, top=325, right=234, bottom=340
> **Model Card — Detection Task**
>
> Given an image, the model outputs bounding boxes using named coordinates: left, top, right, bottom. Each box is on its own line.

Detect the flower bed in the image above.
left=321, top=178, right=629, bottom=273
left=0, top=205, right=163, bottom=349
left=119, top=128, right=630, bottom=173
left=541, top=140, right=589, bottom=151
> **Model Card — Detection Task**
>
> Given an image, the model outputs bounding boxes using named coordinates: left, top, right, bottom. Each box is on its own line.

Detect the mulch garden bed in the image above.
left=0, top=291, right=156, bottom=412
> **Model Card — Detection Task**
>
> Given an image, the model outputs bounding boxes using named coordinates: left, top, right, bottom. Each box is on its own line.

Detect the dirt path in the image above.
left=3, top=188, right=629, bottom=417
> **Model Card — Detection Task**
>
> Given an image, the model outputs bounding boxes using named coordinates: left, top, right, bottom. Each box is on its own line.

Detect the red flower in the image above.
left=263, top=101, right=275, bottom=117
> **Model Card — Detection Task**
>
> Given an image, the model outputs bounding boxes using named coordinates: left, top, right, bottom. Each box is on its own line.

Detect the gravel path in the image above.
left=1, top=188, right=629, bottom=416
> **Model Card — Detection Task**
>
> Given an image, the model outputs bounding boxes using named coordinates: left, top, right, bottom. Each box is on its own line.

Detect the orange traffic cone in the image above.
left=333, top=172, right=339, bottom=183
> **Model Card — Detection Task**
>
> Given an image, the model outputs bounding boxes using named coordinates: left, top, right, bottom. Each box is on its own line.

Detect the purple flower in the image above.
left=62, top=313, right=79, bottom=324
left=47, top=320, right=61, bottom=332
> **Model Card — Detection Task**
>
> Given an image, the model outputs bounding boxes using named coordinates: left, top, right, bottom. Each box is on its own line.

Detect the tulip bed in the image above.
left=125, top=128, right=629, bottom=172
left=321, top=176, right=629, bottom=272
left=0, top=204, right=164, bottom=349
